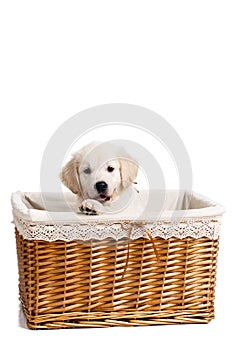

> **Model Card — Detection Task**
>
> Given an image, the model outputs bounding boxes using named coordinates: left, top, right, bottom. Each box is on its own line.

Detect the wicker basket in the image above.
left=12, top=190, right=224, bottom=329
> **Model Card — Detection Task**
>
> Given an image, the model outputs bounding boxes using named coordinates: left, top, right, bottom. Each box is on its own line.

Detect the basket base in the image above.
left=23, top=309, right=214, bottom=329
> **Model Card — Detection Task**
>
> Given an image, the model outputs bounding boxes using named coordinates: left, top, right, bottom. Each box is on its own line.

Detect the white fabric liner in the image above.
left=11, top=190, right=225, bottom=241
left=12, top=190, right=224, bottom=222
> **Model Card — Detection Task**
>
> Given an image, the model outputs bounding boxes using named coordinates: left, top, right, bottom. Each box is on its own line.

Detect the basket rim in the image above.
left=11, top=189, right=225, bottom=225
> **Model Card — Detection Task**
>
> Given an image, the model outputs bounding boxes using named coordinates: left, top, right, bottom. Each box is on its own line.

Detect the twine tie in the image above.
left=120, top=221, right=160, bottom=280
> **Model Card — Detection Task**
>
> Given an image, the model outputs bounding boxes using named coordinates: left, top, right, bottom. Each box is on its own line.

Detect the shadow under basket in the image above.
left=12, top=190, right=224, bottom=329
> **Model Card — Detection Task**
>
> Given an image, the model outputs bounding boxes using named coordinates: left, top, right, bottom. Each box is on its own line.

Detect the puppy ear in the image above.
left=120, top=156, right=138, bottom=188
left=60, top=154, right=82, bottom=195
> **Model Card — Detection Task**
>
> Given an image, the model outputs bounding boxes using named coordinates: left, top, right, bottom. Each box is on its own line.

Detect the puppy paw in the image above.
left=80, top=199, right=103, bottom=215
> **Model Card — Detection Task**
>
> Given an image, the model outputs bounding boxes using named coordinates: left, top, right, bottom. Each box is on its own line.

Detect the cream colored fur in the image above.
left=60, top=142, right=138, bottom=214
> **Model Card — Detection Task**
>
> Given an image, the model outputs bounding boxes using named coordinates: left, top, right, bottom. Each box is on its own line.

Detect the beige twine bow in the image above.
left=119, top=221, right=160, bottom=280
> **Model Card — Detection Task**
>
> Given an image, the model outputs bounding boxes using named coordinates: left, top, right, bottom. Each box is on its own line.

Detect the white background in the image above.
left=0, top=0, right=232, bottom=348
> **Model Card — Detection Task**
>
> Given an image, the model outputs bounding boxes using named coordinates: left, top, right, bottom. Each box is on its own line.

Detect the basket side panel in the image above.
left=15, top=229, right=219, bottom=329
left=15, top=230, right=38, bottom=320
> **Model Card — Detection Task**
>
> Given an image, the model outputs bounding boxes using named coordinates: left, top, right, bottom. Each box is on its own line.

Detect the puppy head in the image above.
left=61, top=142, right=138, bottom=203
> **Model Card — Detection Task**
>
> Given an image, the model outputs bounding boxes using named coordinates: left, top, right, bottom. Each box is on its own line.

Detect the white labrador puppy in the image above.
left=60, top=142, right=138, bottom=215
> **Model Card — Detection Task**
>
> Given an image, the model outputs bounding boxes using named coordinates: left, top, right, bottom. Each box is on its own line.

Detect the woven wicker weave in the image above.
left=15, top=229, right=219, bottom=329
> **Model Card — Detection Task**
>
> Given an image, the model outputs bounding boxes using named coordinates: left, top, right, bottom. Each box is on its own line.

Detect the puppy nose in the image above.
left=95, top=181, right=108, bottom=193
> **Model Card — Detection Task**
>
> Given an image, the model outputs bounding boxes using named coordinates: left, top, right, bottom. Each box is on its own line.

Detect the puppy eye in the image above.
left=107, top=166, right=114, bottom=172
left=84, top=168, right=91, bottom=174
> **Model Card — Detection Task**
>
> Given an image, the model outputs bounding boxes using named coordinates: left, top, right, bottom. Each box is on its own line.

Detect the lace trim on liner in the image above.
left=13, top=215, right=221, bottom=242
